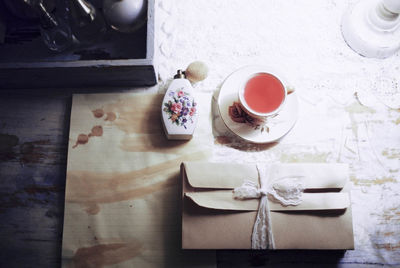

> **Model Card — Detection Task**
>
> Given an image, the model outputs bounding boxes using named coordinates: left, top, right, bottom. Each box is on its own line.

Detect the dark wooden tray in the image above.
left=0, top=0, right=156, bottom=89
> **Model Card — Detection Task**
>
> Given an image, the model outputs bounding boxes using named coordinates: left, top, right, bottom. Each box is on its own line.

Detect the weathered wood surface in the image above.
left=1, top=0, right=400, bottom=266
left=1, top=86, right=399, bottom=267
left=0, top=92, right=70, bottom=267
left=0, top=88, right=139, bottom=267
left=0, top=64, right=157, bottom=89
left=0, top=0, right=156, bottom=89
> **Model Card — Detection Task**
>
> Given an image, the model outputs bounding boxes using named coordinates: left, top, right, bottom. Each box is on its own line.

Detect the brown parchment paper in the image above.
left=61, top=93, right=216, bottom=268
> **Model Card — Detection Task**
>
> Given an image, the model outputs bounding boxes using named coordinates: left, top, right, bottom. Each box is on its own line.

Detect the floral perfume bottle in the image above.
left=161, top=70, right=198, bottom=140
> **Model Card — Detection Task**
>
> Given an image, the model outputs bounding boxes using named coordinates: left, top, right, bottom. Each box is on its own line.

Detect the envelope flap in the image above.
left=183, top=162, right=348, bottom=190
left=185, top=191, right=350, bottom=211
left=269, top=193, right=350, bottom=211
left=183, top=162, right=258, bottom=189
left=269, top=163, right=349, bottom=189
left=185, top=191, right=259, bottom=211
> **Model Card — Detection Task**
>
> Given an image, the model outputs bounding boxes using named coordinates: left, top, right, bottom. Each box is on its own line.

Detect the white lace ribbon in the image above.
left=232, top=164, right=305, bottom=249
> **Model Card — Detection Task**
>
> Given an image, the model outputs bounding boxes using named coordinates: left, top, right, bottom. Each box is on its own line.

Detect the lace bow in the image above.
left=232, top=164, right=305, bottom=249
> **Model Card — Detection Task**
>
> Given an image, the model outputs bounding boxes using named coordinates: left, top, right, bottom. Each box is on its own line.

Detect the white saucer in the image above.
left=217, top=65, right=298, bottom=143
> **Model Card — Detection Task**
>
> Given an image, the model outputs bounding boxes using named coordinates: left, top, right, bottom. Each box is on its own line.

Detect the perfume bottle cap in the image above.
left=174, top=69, right=186, bottom=79
left=185, top=61, right=208, bottom=83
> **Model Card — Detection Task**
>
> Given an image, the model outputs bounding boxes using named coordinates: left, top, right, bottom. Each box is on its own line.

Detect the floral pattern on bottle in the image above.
left=163, top=88, right=197, bottom=129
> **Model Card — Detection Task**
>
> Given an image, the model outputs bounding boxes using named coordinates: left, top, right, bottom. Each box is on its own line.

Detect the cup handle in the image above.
left=286, top=85, right=295, bottom=95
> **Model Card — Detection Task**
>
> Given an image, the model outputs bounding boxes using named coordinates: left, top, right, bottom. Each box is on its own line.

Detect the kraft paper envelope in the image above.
left=181, top=162, right=354, bottom=250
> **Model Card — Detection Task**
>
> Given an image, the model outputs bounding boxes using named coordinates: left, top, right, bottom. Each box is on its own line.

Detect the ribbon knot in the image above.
left=232, top=164, right=305, bottom=249
left=259, top=189, right=268, bottom=196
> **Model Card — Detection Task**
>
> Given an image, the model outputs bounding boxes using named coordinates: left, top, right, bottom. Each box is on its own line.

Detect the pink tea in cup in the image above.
left=243, top=73, right=285, bottom=114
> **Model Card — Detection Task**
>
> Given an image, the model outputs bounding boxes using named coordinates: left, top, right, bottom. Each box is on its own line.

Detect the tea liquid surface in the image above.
left=244, top=73, right=285, bottom=113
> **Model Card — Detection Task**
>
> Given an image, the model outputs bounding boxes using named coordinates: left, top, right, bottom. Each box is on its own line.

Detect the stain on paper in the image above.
left=92, top=109, right=104, bottom=118
left=94, top=95, right=210, bottom=153
left=73, top=126, right=103, bottom=148
left=73, top=241, right=142, bottom=268
left=66, top=151, right=208, bottom=214
left=74, top=95, right=161, bottom=150
left=104, top=112, right=116, bottom=122
left=73, top=134, right=89, bottom=148
left=84, top=204, right=100, bottom=215
left=119, top=133, right=204, bottom=153
left=103, top=94, right=163, bottom=135
left=88, top=126, right=103, bottom=137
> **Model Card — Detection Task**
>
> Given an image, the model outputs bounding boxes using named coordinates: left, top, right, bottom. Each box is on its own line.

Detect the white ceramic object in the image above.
left=238, top=72, right=287, bottom=119
left=103, top=0, right=146, bottom=33
left=218, top=66, right=298, bottom=144
left=161, top=70, right=198, bottom=140
left=341, top=0, right=400, bottom=58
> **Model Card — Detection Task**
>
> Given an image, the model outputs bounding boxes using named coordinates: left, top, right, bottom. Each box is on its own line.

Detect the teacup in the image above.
left=238, top=72, right=288, bottom=119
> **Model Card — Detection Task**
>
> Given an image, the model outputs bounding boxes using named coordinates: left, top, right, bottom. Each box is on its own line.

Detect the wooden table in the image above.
left=0, top=88, right=131, bottom=267
left=1, top=85, right=399, bottom=267
left=0, top=89, right=340, bottom=267
left=1, top=0, right=400, bottom=266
